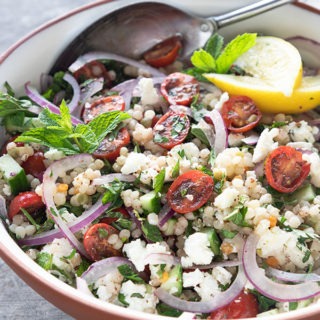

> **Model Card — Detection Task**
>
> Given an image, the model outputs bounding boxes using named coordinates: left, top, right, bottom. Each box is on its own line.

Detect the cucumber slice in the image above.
left=203, top=228, right=221, bottom=256
left=160, top=264, right=182, bottom=296
left=0, top=154, right=30, bottom=195
left=140, top=190, right=161, bottom=213
left=288, top=184, right=316, bottom=203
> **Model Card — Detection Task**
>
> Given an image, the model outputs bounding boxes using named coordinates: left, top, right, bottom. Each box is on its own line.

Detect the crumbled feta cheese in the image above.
left=211, top=267, right=232, bottom=286
left=139, top=78, right=161, bottom=106
left=183, top=269, right=204, bottom=287
left=214, top=187, right=239, bottom=210
left=252, top=128, right=279, bottom=163
left=302, top=152, right=320, bottom=187
left=121, top=152, right=149, bottom=175
left=181, top=232, right=213, bottom=267
left=194, top=273, right=220, bottom=301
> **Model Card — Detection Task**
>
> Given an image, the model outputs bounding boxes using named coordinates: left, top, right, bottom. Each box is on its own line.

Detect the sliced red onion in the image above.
left=52, top=90, right=66, bottom=106
left=144, top=253, right=180, bottom=266
left=155, top=264, right=246, bottom=313
left=25, top=82, right=82, bottom=125
left=42, top=154, right=94, bottom=259
left=92, top=173, right=136, bottom=186
left=169, top=105, right=193, bottom=117
left=206, top=109, right=227, bottom=155
left=286, top=36, right=320, bottom=69
left=81, top=256, right=133, bottom=284
left=0, top=195, right=7, bottom=219
left=68, top=51, right=165, bottom=77
left=155, top=238, right=246, bottom=313
left=243, top=233, right=320, bottom=302
left=63, top=73, right=81, bottom=113
left=111, top=79, right=140, bottom=110
left=241, top=132, right=259, bottom=145
left=266, top=267, right=320, bottom=283
left=76, top=277, right=95, bottom=297
left=158, top=203, right=175, bottom=227
left=40, top=73, right=53, bottom=93
left=18, top=197, right=110, bottom=246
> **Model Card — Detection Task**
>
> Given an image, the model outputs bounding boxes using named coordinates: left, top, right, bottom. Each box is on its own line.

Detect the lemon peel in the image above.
left=204, top=73, right=320, bottom=114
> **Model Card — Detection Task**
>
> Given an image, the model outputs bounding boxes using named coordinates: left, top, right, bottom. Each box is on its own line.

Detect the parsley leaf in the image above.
left=141, top=220, right=163, bottom=243
left=153, top=168, right=165, bottom=194
left=15, top=101, right=130, bottom=155
left=117, top=264, right=145, bottom=284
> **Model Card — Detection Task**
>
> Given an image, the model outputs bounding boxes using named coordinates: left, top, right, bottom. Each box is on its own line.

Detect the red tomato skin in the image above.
left=100, top=207, right=129, bottom=224
left=143, top=36, right=182, bottom=68
left=8, top=191, right=45, bottom=220
left=21, top=152, right=46, bottom=181
left=153, top=111, right=190, bottom=150
left=83, top=223, right=121, bottom=261
left=82, top=95, right=125, bottom=123
left=209, top=291, right=259, bottom=320
left=265, top=146, right=310, bottom=193
left=160, top=72, right=199, bottom=106
left=167, top=170, right=214, bottom=214
left=93, top=127, right=130, bottom=161
left=73, top=60, right=111, bottom=85
left=221, top=95, right=262, bottom=133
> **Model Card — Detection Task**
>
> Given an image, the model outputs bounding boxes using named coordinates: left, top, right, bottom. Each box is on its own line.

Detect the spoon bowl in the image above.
left=50, top=0, right=293, bottom=73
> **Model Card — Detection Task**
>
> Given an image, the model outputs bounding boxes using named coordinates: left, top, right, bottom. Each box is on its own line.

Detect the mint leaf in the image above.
left=205, top=33, right=224, bottom=59
left=0, top=93, right=37, bottom=117
left=190, top=49, right=216, bottom=72
left=58, top=101, right=73, bottom=132
left=153, top=168, right=165, bottom=194
left=118, top=264, right=145, bottom=284
left=36, top=252, right=53, bottom=270
left=216, top=33, right=257, bottom=74
left=72, top=124, right=99, bottom=153
left=141, top=220, right=163, bottom=243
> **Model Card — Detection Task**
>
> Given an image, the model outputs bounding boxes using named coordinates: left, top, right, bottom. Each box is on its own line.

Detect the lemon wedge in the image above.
left=233, top=36, right=303, bottom=97
left=204, top=73, right=320, bottom=114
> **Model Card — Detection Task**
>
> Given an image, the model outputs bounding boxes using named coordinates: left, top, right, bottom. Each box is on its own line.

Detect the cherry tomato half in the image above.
left=153, top=111, right=190, bottom=150
left=93, top=127, right=130, bottom=161
left=82, top=95, right=125, bottom=123
left=83, top=223, right=122, bottom=261
left=265, top=146, right=310, bottom=193
left=221, top=95, right=262, bottom=133
left=100, top=207, right=130, bottom=225
left=160, top=72, right=199, bottom=106
left=21, top=152, right=46, bottom=181
left=209, top=291, right=259, bottom=320
left=167, top=170, right=214, bottom=214
left=143, top=36, right=182, bottom=68
left=8, top=191, right=45, bottom=221
left=73, top=60, right=111, bottom=85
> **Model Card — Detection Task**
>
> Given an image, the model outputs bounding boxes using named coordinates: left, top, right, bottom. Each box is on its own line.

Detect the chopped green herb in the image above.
left=153, top=168, right=166, bottom=194
left=118, top=264, right=145, bottom=284
left=141, top=220, right=163, bottom=243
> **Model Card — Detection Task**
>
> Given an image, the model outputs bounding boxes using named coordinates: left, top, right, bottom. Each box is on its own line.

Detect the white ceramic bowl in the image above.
left=0, top=1, right=320, bottom=319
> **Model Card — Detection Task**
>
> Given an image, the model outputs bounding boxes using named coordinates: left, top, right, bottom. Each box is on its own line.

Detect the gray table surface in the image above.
left=0, top=2, right=95, bottom=319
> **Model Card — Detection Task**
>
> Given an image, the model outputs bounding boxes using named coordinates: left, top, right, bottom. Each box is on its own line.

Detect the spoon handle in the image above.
left=213, top=0, right=294, bottom=28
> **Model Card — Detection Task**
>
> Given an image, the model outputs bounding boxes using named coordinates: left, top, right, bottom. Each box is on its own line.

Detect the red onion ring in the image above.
left=241, top=132, right=259, bottom=145
left=68, top=51, right=165, bottom=77
left=40, top=73, right=53, bottom=93
left=18, top=197, right=110, bottom=246
left=111, top=79, right=140, bottom=110
left=154, top=238, right=246, bottom=313
left=92, top=173, right=136, bottom=186
left=42, top=154, right=94, bottom=259
left=158, top=203, right=175, bottom=227
left=266, top=267, right=320, bottom=283
left=144, top=253, right=180, bottom=266
left=243, top=233, right=320, bottom=302
left=25, top=82, right=82, bottom=125
left=63, top=73, right=81, bottom=113
left=81, top=256, right=133, bottom=284
left=205, top=109, right=228, bottom=155
left=76, top=277, right=95, bottom=297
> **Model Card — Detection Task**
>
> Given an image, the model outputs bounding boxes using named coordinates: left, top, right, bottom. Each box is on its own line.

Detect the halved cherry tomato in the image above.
left=21, top=152, right=46, bottom=181
left=93, top=127, right=130, bottom=161
left=160, top=72, right=199, bottom=106
left=1, top=135, right=24, bottom=155
left=73, top=60, right=111, bottom=85
left=143, top=36, right=182, bottom=68
left=82, top=95, right=125, bottom=123
left=100, top=207, right=130, bottom=225
left=83, top=223, right=121, bottom=261
left=265, top=146, right=310, bottom=193
left=153, top=111, right=190, bottom=150
left=8, top=191, right=45, bottom=221
left=221, top=95, right=262, bottom=133
left=209, top=291, right=259, bottom=320
left=167, top=170, right=214, bottom=214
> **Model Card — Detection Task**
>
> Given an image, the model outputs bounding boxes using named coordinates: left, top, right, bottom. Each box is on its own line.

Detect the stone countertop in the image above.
left=0, top=2, right=94, bottom=319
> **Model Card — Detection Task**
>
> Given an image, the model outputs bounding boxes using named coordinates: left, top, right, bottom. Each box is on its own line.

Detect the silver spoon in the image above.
left=50, top=0, right=294, bottom=72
